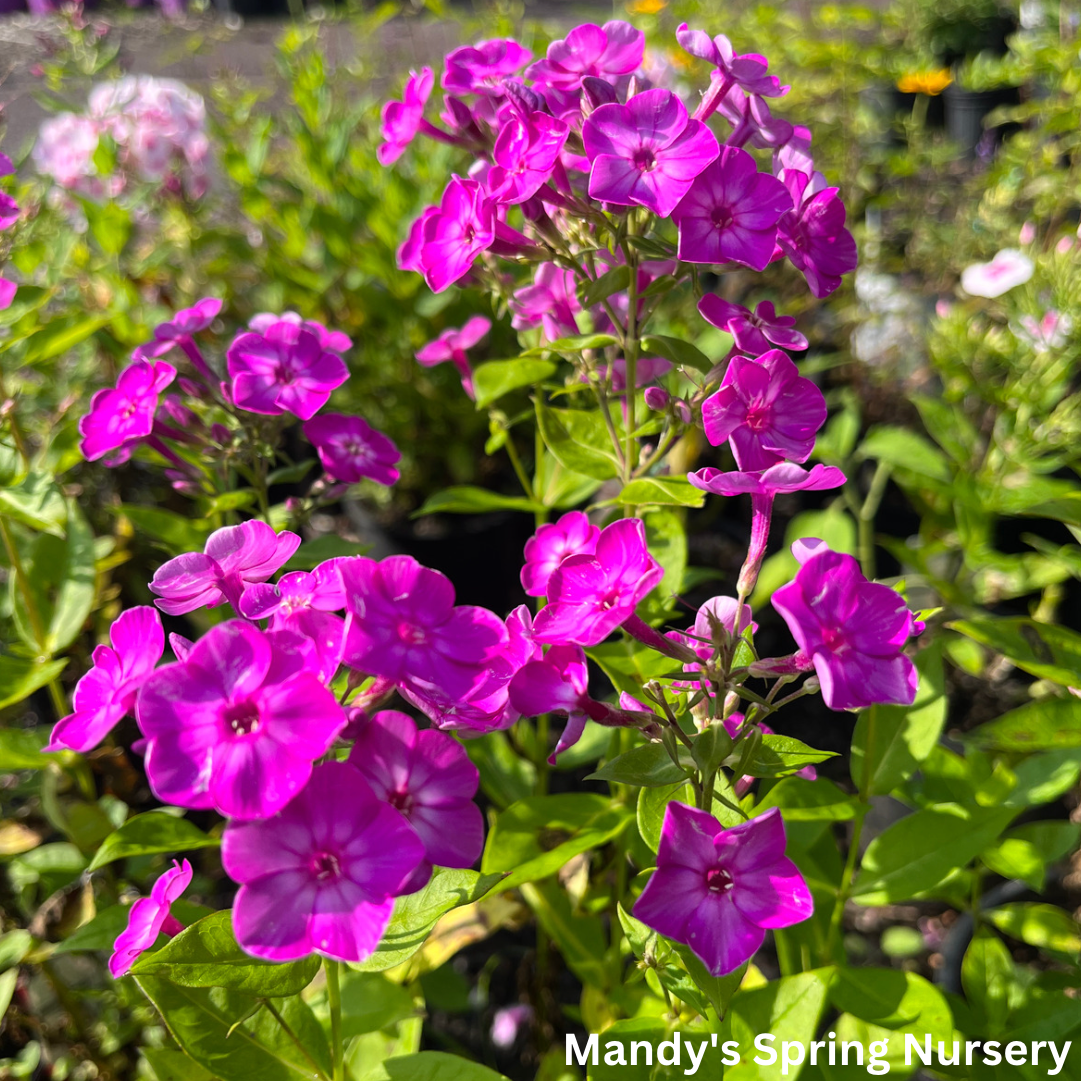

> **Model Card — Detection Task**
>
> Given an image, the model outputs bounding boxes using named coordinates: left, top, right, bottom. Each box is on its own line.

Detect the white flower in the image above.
left=1013, top=310, right=1073, bottom=352
left=960, top=249, right=1034, bottom=298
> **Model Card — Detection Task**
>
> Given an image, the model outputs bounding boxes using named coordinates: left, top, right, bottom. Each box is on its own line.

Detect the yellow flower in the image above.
left=896, top=69, right=953, bottom=96
left=627, top=0, right=666, bottom=13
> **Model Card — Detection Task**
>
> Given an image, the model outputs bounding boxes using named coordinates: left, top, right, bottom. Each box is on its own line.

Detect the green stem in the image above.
left=502, top=427, right=536, bottom=503
left=825, top=807, right=866, bottom=959
left=858, top=460, right=892, bottom=580
left=622, top=243, right=640, bottom=485
left=325, top=958, right=344, bottom=1081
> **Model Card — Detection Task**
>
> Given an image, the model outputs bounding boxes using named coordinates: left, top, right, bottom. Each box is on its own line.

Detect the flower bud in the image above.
left=644, top=386, right=670, bottom=411
left=1019, top=221, right=1036, bottom=246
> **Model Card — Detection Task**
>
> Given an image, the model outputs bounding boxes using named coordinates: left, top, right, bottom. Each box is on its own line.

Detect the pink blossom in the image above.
left=698, top=295, right=807, bottom=354
left=509, top=644, right=592, bottom=760
left=150, top=520, right=300, bottom=615
left=671, top=147, right=791, bottom=270
left=379, top=67, right=434, bottom=166
left=634, top=803, right=811, bottom=976
left=701, top=349, right=826, bottom=469
left=79, top=359, right=176, bottom=463
left=960, top=249, right=1034, bottom=298
left=415, top=315, right=491, bottom=389
left=247, top=312, right=352, bottom=355
left=0, top=154, right=13, bottom=178
left=582, top=88, right=718, bottom=217
left=137, top=620, right=345, bottom=819
left=771, top=546, right=918, bottom=711
left=1014, top=310, right=1072, bottom=352
left=0, top=191, right=17, bottom=230
left=0, top=278, right=15, bottom=310
left=775, top=124, right=813, bottom=174
left=488, top=112, right=568, bottom=205
left=532, top=518, right=664, bottom=646
left=527, top=22, right=644, bottom=92
left=226, top=323, right=348, bottom=420
left=676, top=24, right=787, bottom=107
left=520, top=510, right=600, bottom=597
left=223, top=761, right=424, bottom=962
left=303, top=413, right=401, bottom=487
left=717, top=89, right=793, bottom=151
left=666, top=596, right=756, bottom=669
left=32, top=113, right=100, bottom=192
left=132, top=298, right=221, bottom=378
left=510, top=264, right=581, bottom=341
left=443, top=40, right=532, bottom=97
left=340, top=555, right=508, bottom=700
left=348, top=710, right=483, bottom=891
left=46, top=607, right=164, bottom=754
left=109, top=859, right=191, bottom=978
left=404, top=177, right=495, bottom=294
left=776, top=169, right=857, bottom=299
left=491, top=1005, right=533, bottom=1049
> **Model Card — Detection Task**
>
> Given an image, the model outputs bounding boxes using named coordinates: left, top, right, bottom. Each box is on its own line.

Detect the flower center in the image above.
left=224, top=700, right=261, bottom=737
left=822, top=626, right=847, bottom=652
left=705, top=867, right=733, bottom=893
left=397, top=621, right=427, bottom=646
left=463, top=224, right=476, bottom=243
left=633, top=146, right=657, bottom=172
left=745, top=403, right=771, bottom=432
left=312, top=851, right=341, bottom=881
left=599, top=588, right=622, bottom=611
left=387, top=788, right=414, bottom=815
left=710, top=205, right=733, bottom=230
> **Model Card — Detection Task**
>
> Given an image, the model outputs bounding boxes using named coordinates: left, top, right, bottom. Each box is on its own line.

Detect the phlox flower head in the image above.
left=771, top=545, right=917, bottom=711
left=0, top=154, right=13, bottom=178
left=521, top=510, right=600, bottom=597
left=442, top=39, right=532, bottom=97
left=491, top=1005, right=534, bottom=1049
left=47, top=607, right=164, bottom=754
left=415, top=315, right=491, bottom=392
left=0, top=279, right=15, bottom=311
left=137, top=620, right=346, bottom=820
left=526, top=21, right=645, bottom=92
left=701, top=349, right=827, bottom=470
left=0, top=191, right=17, bottom=231
left=582, top=88, right=718, bottom=218
left=223, top=761, right=424, bottom=963
left=247, top=312, right=352, bottom=355
left=488, top=112, right=568, bottom=205
left=303, top=413, right=401, bottom=487
left=79, top=359, right=176, bottom=463
left=348, top=710, right=483, bottom=891
left=960, top=249, right=1035, bottom=298
left=532, top=518, right=664, bottom=646
left=666, top=596, right=756, bottom=669
left=633, top=803, right=812, bottom=976
left=688, top=461, right=845, bottom=499
left=776, top=169, right=858, bottom=299
left=509, top=644, right=591, bottom=761
left=150, top=520, right=300, bottom=615
left=380, top=67, right=434, bottom=166
left=675, top=24, right=787, bottom=99
left=671, top=147, right=791, bottom=271
left=698, top=296, right=807, bottom=355
left=716, top=88, right=793, bottom=151
left=510, top=264, right=581, bottom=341
left=403, top=177, right=495, bottom=294
left=226, top=323, right=348, bottom=421
left=109, top=859, right=191, bottom=978
left=133, top=297, right=221, bottom=363
left=340, top=555, right=508, bottom=700
left=1014, top=310, right=1072, bottom=352
left=32, top=113, right=100, bottom=192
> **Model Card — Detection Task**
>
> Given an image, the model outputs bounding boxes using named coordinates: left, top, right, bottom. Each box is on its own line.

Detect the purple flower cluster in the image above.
left=0, top=152, right=18, bottom=312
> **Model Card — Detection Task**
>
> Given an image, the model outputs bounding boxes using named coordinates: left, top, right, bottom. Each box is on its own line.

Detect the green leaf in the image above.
left=612, top=477, right=705, bottom=508
left=585, top=743, right=692, bottom=787
left=117, top=505, right=211, bottom=554
left=266, top=459, right=316, bottom=486
left=89, top=811, right=220, bottom=871
left=142, top=1047, right=216, bottom=1081
left=671, top=944, right=745, bottom=1020
left=465, top=731, right=536, bottom=809
left=54, top=904, right=132, bottom=954
left=0, top=661, right=67, bottom=713
left=481, top=794, right=632, bottom=893
left=852, top=804, right=1016, bottom=904
left=641, top=508, right=686, bottom=618
left=44, top=501, right=96, bottom=653
left=413, top=485, right=543, bottom=517
left=87, top=202, right=132, bottom=255
left=536, top=400, right=621, bottom=481
left=0, top=971, right=17, bottom=1030
left=949, top=617, right=1081, bottom=686
left=1004, top=749, right=1081, bottom=806
left=858, top=425, right=951, bottom=481
left=19, top=315, right=110, bottom=366
left=961, top=929, right=1014, bottom=1033
left=986, top=903, right=1081, bottom=956
left=967, top=695, right=1081, bottom=751
left=637, top=782, right=694, bottom=852
left=0, top=930, right=31, bottom=971
left=578, top=265, right=631, bottom=309
left=283, top=535, right=370, bottom=571
left=542, top=333, right=619, bottom=355
left=131, top=911, right=320, bottom=996
left=741, top=735, right=836, bottom=778
left=850, top=643, right=947, bottom=797
left=368, top=1051, right=510, bottom=1081
left=0, top=473, right=67, bottom=535
left=134, top=975, right=330, bottom=1081
left=755, top=778, right=857, bottom=821
left=521, top=880, right=611, bottom=990
left=640, top=334, right=712, bottom=373
left=353, top=868, right=505, bottom=973
left=828, top=968, right=953, bottom=1041
left=586, top=639, right=682, bottom=697
left=583, top=1019, right=711, bottom=1081
left=473, top=358, right=557, bottom=408
left=337, top=970, right=416, bottom=1037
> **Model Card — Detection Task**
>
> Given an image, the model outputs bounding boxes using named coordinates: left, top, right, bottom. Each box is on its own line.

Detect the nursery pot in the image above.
left=943, top=83, right=1020, bottom=158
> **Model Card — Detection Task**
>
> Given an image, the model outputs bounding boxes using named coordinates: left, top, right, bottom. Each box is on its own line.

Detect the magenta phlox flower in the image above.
left=509, top=644, right=592, bottom=761
left=340, top=555, right=508, bottom=699
left=582, top=88, right=718, bottom=217
left=0, top=153, right=13, bottom=178
left=348, top=710, right=483, bottom=891
left=488, top=112, right=568, bottom=205
left=79, top=359, right=177, bottom=463
left=775, top=124, right=813, bottom=174
left=137, top=620, right=346, bottom=819
left=715, top=87, right=793, bottom=150
left=960, top=249, right=1035, bottom=298
left=676, top=25, right=787, bottom=107
left=688, top=462, right=846, bottom=500
left=633, top=802, right=811, bottom=975
left=46, top=607, right=164, bottom=754
left=527, top=22, right=644, bottom=91
left=248, top=311, right=352, bottom=355
left=510, top=263, right=581, bottom=341
left=303, top=413, right=401, bottom=487
left=532, top=518, right=664, bottom=646
left=380, top=67, right=434, bottom=165
left=698, top=295, right=807, bottom=354
left=443, top=39, right=532, bottom=97
left=771, top=546, right=917, bottom=711
left=0, top=191, right=17, bottom=231
left=109, top=859, right=191, bottom=978
left=671, top=147, right=791, bottom=270
left=131, top=298, right=221, bottom=380
left=666, top=596, right=756, bottom=673
left=223, top=761, right=424, bottom=962
left=415, top=316, right=491, bottom=390
left=150, top=520, right=301, bottom=615
left=701, top=349, right=826, bottom=470
left=0, top=278, right=15, bottom=311
left=520, top=510, right=600, bottom=597
left=226, top=323, right=348, bottom=420
left=776, top=168, right=857, bottom=299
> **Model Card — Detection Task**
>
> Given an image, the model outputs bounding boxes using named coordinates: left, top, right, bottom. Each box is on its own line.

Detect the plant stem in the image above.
left=622, top=242, right=640, bottom=484
left=503, top=428, right=536, bottom=503
left=857, top=460, right=892, bottom=580
left=825, top=807, right=866, bottom=959
left=325, top=958, right=344, bottom=1081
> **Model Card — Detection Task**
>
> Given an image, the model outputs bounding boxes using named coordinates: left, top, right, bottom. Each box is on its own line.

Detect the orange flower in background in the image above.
left=896, top=69, right=953, bottom=95
left=627, top=0, right=666, bottom=13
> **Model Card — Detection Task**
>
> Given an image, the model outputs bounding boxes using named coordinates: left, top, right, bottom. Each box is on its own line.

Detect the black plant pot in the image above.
left=943, top=83, right=1021, bottom=159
